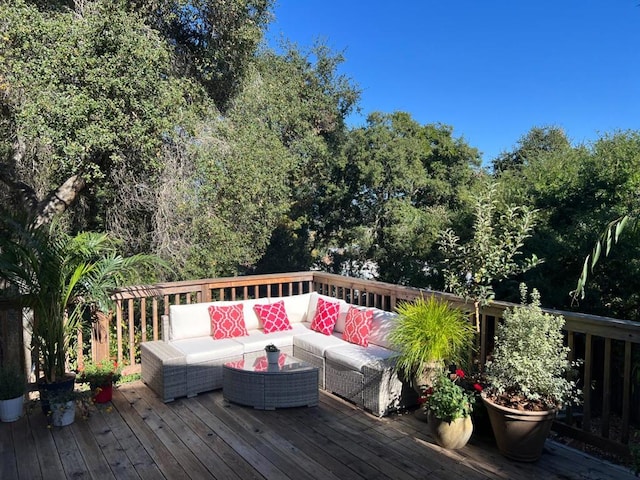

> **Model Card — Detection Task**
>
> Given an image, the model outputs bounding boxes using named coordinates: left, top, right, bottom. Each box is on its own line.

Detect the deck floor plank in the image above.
left=117, top=383, right=214, bottom=479
left=12, top=412, right=45, bottom=479
left=7, top=381, right=637, bottom=480
left=0, top=417, right=20, bottom=479
left=183, top=394, right=291, bottom=479
left=132, top=385, right=242, bottom=480
left=98, top=393, right=165, bottom=480
left=110, top=386, right=190, bottom=479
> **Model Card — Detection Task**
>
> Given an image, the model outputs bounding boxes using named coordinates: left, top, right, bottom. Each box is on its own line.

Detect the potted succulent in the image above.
left=77, top=359, right=121, bottom=403
left=264, top=344, right=280, bottom=364
left=0, top=365, right=26, bottom=422
left=0, top=215, right=162, bottom=414
left=389, top=295, right=475, bottom=393
left=423, top=369, right=475, bottom=449
left=482, top=284, right=580, bottom=462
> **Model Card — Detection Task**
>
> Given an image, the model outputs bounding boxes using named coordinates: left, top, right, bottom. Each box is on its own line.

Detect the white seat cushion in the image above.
left=324, top=343, right=398, bottom=372
left=293, top=330, right=347, bottom=356
left=171, top=337, right=244, bottom=364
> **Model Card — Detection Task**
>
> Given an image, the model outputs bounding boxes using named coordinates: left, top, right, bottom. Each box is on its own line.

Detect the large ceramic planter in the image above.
left=50, top=400, right=76, bottom=427
left=0, top=395, right=24, bottom=422
left=427, top=412, right=473, bottom=449
left=482, top=396, right=556, bottom=462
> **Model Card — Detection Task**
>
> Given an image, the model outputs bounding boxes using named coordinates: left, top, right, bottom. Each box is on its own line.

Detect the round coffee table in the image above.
left=222, top=353, right=319, bottom=410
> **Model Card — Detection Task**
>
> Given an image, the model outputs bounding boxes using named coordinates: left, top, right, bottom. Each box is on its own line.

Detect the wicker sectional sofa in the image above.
left=141, top=292, right=412, bottom=416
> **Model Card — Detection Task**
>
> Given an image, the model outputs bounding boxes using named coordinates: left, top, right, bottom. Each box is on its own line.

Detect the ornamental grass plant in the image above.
left=390, top=296, right=475, bottom=384
left=484, top=283, right=580, bottom=410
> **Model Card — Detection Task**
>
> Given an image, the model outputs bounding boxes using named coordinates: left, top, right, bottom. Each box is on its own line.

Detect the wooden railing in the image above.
left=106, top=271, right=640, bottom=457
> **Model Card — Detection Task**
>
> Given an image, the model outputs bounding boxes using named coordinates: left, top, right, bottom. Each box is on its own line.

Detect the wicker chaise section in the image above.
left=140, top=341, right=187, bottom=402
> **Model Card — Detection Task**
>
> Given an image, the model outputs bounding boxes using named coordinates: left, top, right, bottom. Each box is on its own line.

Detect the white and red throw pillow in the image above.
left=254, top=300, right=292, bottom=333
left=310, top=297, right=341, bottom=335
left=342, top=306, right=373, bottom=347
left=208, top=303, right=248, bottom=339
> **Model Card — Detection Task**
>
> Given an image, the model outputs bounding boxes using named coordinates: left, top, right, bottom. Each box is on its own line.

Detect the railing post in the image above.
left=91, top=310, right=111, bottom=363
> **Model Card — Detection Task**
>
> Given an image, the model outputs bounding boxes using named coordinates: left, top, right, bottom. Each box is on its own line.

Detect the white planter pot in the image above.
left=0, top=395, right=24, bottom=422
left=50, top=400, right=76, bottom=427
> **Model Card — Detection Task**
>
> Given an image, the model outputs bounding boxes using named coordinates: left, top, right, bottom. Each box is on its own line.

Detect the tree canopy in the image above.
left=2, top=1, right=640, bottom=322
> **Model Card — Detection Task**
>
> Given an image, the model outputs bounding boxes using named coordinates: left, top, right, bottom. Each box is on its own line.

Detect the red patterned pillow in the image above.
left=208, top=304, right=248, bottom=339
left=342, top=306, right=373, bottom=347
left=254, top=300, right=292, bottom=333
left=310, top=297, right=340, bottom=335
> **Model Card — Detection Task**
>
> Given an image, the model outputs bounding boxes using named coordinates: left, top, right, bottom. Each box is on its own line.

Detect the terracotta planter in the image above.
left=0, top=395, right=24, bottom=422
left=427, top=412, right=473, bottom=449
left=482, top=396, right=556, bottom=462
left=92, top=383, right=113, bottom=404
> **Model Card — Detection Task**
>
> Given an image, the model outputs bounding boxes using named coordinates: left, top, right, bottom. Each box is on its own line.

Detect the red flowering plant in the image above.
left=77, top=359, right=122, bottom=389
left=420, top=369, right=475, bottom=422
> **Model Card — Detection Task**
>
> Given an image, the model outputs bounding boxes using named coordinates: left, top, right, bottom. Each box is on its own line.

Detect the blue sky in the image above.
left=266, top=1, right=640, bottom=163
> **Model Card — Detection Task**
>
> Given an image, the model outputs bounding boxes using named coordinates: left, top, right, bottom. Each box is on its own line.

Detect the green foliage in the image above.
left=485, top=284, right=580, bottom=409
left=0, top=212, right=166, bottom=383
left=496, top=129, right=640, bottom=317
left=439, top=182, right=541, bottom=308
left=130, top=0, right=275, bottom=111
left=77, top=359, right=122, bottom=387
left=389, top=296, right=475, bottom=381
left=426, top=371, right=474, bottom=422
left=328, top=112, right=480, bottom=284
left=0, top=366, right=25, bottom=400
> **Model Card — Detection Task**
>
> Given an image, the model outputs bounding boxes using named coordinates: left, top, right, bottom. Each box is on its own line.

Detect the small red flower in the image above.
left=424, top=387, right=433, bottom=396
left=417, top=396, right=427, bottom=405
left=455, top=369, right=465, bottom=379
left=473, top=383, right=483, bottom=392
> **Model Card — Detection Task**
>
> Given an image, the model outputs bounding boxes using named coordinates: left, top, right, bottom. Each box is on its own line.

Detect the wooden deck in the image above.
left=0, top=381, right=635, bottom=480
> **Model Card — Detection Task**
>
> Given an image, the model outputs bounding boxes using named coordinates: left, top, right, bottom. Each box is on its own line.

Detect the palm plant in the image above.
left=0, top=213, right=164, bottom=384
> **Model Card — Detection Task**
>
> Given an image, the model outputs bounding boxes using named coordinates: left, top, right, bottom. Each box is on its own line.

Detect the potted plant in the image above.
left=389, top=295, right=475, bottom=392
left=264, top=344, right=280, bottom=364
left=482, top=284, right=580, bottom=462
left=77, top=358, right=121, bottom=403
left=0, top=214, right=163, bottom=414
left=423, top=369, right=474, bottom=449
left=0, top=365, right=26, bottom=422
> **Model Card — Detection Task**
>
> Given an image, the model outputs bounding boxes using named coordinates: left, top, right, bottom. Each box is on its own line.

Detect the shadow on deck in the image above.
left=0, top=381, right=636, bottom=479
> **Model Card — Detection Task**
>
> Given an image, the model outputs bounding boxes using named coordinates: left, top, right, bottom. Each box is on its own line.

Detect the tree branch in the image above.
left=34, top=174, right=86, bottom=228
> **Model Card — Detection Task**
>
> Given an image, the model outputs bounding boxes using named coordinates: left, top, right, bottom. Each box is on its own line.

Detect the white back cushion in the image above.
left=367, top=309, right=398, bottom=349
left=170, top=298, right=264, bottom=341
left=169, top=294, right=315, bottom=341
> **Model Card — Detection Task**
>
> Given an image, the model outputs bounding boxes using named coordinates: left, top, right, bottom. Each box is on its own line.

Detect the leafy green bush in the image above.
left=485, top=284, right=580, bottom=409
left=425, top=370, right=474, bottom=422
left=0, top=367, right=25, bottom=400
